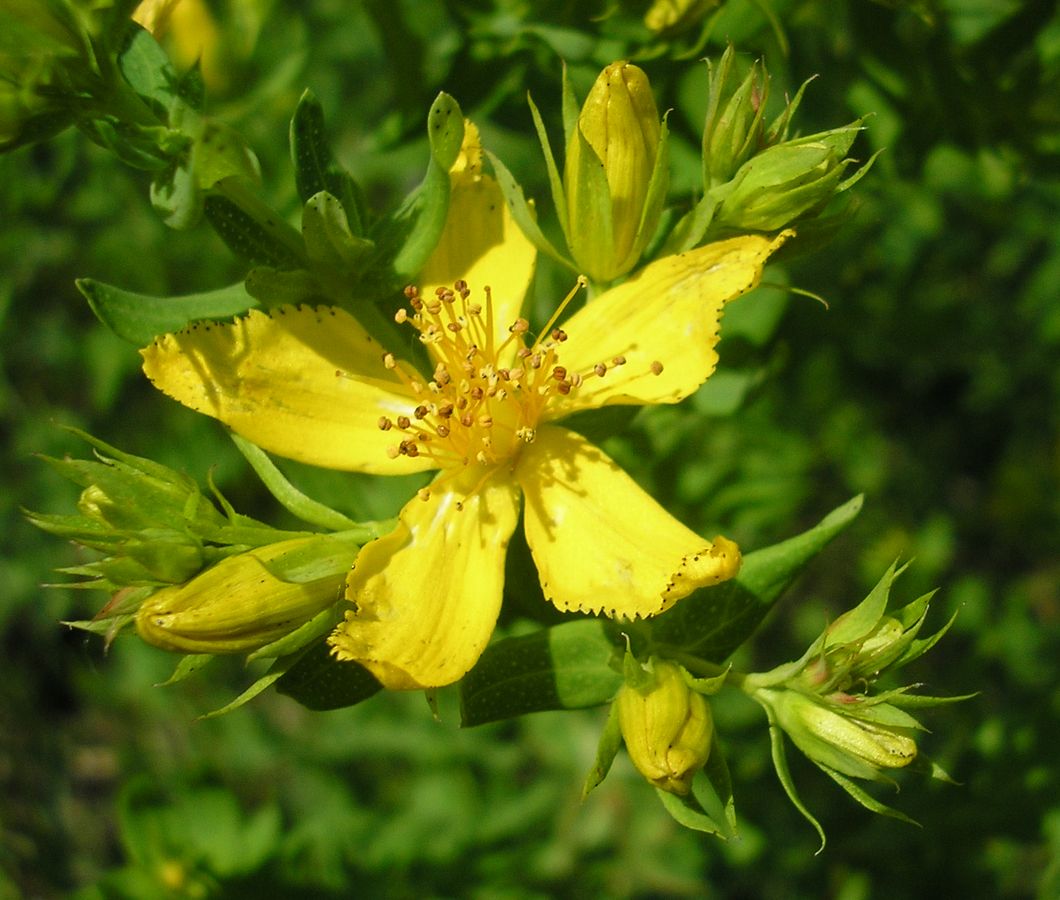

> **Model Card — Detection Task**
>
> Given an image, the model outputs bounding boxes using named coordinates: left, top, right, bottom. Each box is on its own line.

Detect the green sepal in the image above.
left=650, top=495, right=864, bottom=661
left=274, top=638, right=382, bottom=711
left=825, top=559, right=902, bottom=647
left=201, top=657, right=299, bottom=719
left=245, top=607, right=338, bottom=663
left=301, top=191, right=374, bottom=281
left=655, top=747, right=737, bottom=838
left=78, top=118, right=178, bottom=171
left=621, top=113, right=669, bottom=273
left=203, top=192, right=305, bottom=269
left=818, top=765, right=920, bottom=826
left=661, top=192, right=717, bottom=255
left=459, top=619, right=623, bottom=727
left=582, top=700, right=623, bottom=799
left=763, top=700, right=827, bottom=851
left=289, top=89, right=365, bottom=232
left=77, top=279, right=256, bottom=345
left=361, top=92, right=462, bottom=293
left=528, top=91, right=569, bottom=243
left=159, top=653, right=213, bottom=686
left=486, top=150, right=576, bottom=271
left=700, top=741, right=737, bottom=836
left=565, top=122, right=615, bottom=278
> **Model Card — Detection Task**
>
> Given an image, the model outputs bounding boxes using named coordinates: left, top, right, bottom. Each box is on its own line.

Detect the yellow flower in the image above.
left=141, top=125, right=789, bottom=691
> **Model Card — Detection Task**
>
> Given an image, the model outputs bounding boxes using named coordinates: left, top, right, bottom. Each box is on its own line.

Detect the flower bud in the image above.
left=644, top=0, right=721, bottom=34
left=701, top=46, right=767, bottom=190
left=712, top=131, right=861, bottom=232
left=617, top=661, right=713, bottom=795
left=564, top=62, right=667, bottom=282
left=136, top=535, right=359, bottom=654
left=764, top=689, right=917, bottom=780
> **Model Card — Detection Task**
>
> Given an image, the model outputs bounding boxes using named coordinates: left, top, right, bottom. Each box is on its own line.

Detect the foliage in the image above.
left=1, top=1, right=1057, bottom=897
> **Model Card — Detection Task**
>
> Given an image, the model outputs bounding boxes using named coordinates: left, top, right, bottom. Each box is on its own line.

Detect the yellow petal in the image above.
left=516, top=426, right=740, bottom=618
left=329, top=467, right=522, bottom=690
left=543, top=232, right=791, bottom=420
left=141, top=306, right=433, bottom=475
left=417, top=121, right=536, bottom=355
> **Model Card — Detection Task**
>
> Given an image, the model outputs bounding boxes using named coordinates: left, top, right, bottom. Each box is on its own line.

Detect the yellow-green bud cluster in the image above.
left=617, top=660, right=713, bottom=795
left=745, top=563, right=954, bottom=786
left=699, top=46, right=870, bottom=236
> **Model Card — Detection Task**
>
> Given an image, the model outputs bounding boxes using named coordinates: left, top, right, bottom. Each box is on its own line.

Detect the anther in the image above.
left=612, top=355, right=626, bottom=366
left=650, top=360, right=664, bottom=375
left=378, top=417, right=393, bottom=431
left=594, top=363, right=607, bottom=377
left=418, top=488, right=431, bottom=502
left=382, top=352, right=397, bottom=370
left=397, top=415, right=411, bottom=429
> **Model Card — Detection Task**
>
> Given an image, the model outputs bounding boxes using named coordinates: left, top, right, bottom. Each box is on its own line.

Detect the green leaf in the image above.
left=118, top=25, right=179, bottom=113
left=459, top=618, right=622, bottom=727
left=78, top=279, right=256, bottom=345
left=651, top=495, right=864, bottom=661
left=362, top=93, right=463, bottom=291
left=203, top=193, right=305, bottom=269
left=289, top=89, right=364, bottom=231
left=149, top=153, right=201, bottom=228
left=274, top=638, right=382, bottom=711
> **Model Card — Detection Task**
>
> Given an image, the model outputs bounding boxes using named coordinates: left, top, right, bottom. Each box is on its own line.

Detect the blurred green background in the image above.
left=2, top=1, right=1058, bottom=897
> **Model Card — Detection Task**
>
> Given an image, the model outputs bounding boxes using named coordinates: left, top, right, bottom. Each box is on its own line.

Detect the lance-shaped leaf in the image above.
left=274, top=638, right=382, bottom=711
left=459, top=619, right=623, bottom=727
left=203, top=191, right=306, bottom=269
left=78, top=280, right=256, bottom=345
left=289, top=89, right=365, bottom=232
left=650, top=495, right=863, bottom=660
left=360, top=92, right=463, bottom=294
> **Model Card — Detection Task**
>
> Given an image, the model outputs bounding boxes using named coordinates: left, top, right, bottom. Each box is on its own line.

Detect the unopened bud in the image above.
left=644, top=0, right=721, bottom=34
left=564, top=62, right=667, bottom=282
left=713, top=134, right=860, bottom=232
left=617, top=661, right=713, bottom=795
left=136, top=535, right=359, bottom=654
left=765, top=689, right=917, bottom=780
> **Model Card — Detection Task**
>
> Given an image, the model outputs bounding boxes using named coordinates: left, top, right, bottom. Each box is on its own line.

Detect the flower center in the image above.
left=376, top=279, right=624, bottom=493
